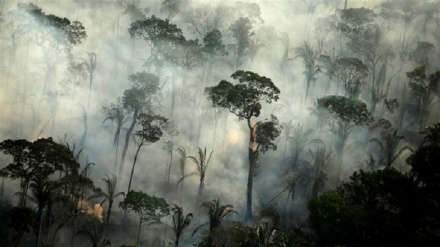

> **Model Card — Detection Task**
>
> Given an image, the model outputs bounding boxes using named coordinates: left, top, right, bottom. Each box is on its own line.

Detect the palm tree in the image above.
left=421, top=123, right=440, bottom=147
left=80, top=52, right=97, bottom=112
left=294, top=42, right=320, bottom=100
left=175, top=147, right=189, bottom=190
left=308, top=101, right=331, bottom=130
left=252, top=222, right=278, bottom=247
left=97, top=174, right=125, bottom=225
left=287, top=124, right=324, bottom=169
left=308, top=147, right=331, bottom=199
left=171, top=204, right=193, bottom=247
left=370, top=129, right=413, bottom=168
left=193, top=199, right=236, bottom=236
left=178, top=147, right=213, bottom=207
left=102, top=105, right=126, bottom=168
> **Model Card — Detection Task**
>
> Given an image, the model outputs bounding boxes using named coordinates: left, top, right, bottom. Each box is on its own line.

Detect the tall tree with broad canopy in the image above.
left=117, top=71, right=161, bottom=180
left=230, top=18, right=254, bottom=68
left=120, top=190, right=170, bottom=245
left=317, top=96, right=372, bottom=181
left=205, top=70, right=282, bottom=221
left=127, top=113, right=168, bottom=194
left=0, top=138, right=78, bottom=207
left=10, top=3, right=87, bottom=95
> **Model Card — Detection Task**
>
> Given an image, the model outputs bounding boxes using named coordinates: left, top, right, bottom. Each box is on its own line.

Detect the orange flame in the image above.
left=77, top=199, right=104, bottom=222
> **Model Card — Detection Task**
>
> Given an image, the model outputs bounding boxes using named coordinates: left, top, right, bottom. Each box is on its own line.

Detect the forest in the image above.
left=0, top=0, right=440, bottom=246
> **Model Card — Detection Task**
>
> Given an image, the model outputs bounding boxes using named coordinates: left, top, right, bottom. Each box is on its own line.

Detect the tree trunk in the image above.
left=35, top=206, right=44, bottom=247
left=245, top=145, right=257, bottom=222
left=106, top=200, right=113, bottom=225
left=137, top=219, right=142, bottom=245
left=127, top=143, right=142, bottom=194
left=119, top=108, right=139, bottom=180
left=167, top=148, right=173, bottom=184
left=245, top=120, right=257, bottom=222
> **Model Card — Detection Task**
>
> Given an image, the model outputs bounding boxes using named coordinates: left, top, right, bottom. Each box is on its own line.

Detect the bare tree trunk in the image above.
left=245, top=120, right=258, bottom=222
left=127, top=143, right=142, bottom=194
left=119, top=108, right=139, bottom=180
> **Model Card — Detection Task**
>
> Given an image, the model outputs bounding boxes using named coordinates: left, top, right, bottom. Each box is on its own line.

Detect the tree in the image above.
left=10, top=3, right=87, bottom=94
left=205, top=70, right=281, bottom=221
left=380, top=0, right=421, bottom=48
left=193, top=199, right=236, bottom=235
left=117, top=72, right=161, bottom=180
left=120, top=191, right=170, bottom=245
left=178, top=147, right=213, bottom=207
left=161, top=121, right=179, bottom=185
left=97, top=174, right=125, bottom=225
left=230, top=18, right=254, bottom=68
left=309, top=168, right=417, bottom=246
left=294, top=42, right=320, bottom=100
left=101, top=103, right=126, bottom=168
left=127, top=113, right=167, bottom=194
left=369, top=120, right=413, bottom=168
left=170, top=204, right=193, bottom=247
left=317, top=96, right=372, bottom=180
left=5, top=207, right=36, bottom=247
left=334, top=57, right=369, bottom=98
left=128, top=15, right=185, bottom=67
left=0, top=138, right=78, bottom=206
left=406, top=66, right=440, bottom=130
left=346, top=24, right=395, bottom=114
left=80, top=52, right=97, bottom=112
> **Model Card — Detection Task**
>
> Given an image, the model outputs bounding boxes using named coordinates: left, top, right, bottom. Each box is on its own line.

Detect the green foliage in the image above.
left=230, top=17, right=253, bottom=66
left=6, top=207, right=36, bottom=246
left=407, top=66, right=440, bottom=103
left=255, top=115, right=282, bottom=153
left=123, top=71, right=161, bottom=114
left=120, top=190, right=170, bottom=224
left=12, top=3, right=86, bottom=52
left=171, top=204, right=193, bottom=246
left=205, top=70, right=280, bottom=120
left=203, top=29, right=226, bottom=56
left=317, top=95, right=372, bottom=128
left=129, top=15, right=184, bottom=45
left=0, top=138, right=78, bottom=206
left=135, top=113, right=168, bottom=145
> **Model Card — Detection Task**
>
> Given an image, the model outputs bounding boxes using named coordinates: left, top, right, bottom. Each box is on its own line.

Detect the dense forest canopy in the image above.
left=1, top=0, right=440, bottom=246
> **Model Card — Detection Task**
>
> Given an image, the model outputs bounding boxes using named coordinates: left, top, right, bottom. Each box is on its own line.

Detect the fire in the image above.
left=77, top=199, right=104, bottom=222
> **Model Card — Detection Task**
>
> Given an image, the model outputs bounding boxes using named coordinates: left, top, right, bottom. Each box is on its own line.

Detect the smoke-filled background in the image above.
left=1, top=0, right=440, bottom=246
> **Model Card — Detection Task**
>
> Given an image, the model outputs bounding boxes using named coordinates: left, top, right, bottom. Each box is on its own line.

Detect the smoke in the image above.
left=0, top=0, right=437, bottom=245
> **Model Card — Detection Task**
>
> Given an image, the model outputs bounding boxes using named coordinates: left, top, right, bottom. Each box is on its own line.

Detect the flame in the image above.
left=251, top=120, right=257, bottom=140
left=77, top=199, right=104, bottom=222
left=250, top=121, right=258, bottom=151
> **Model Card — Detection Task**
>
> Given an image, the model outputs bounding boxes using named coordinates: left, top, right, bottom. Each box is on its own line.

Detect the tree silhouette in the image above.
left=230, top=18, right=253, bottom=68
left=317, top=95, right=372, bottom=180
left=193, top=198, right=236, bottom=236
left=127, top=113, right=167, bottom=194
left=118, top=71, right=161, bottom=180
left=406, top=66, right=440, bottom=130
left=96, top=174, right=125, bottom=225
left=0, top=138, right=77, bottom=207
left=294, top=41, right=320, bottom=100
left=170, top=203, right=193, bottom=247
left=205, top=70, right=281, bottom=221
left=120, top=190, right=170, bottom=245
left=177, top=147, right=213, bottom=207
left=370, top=120, right=413, bottom=168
